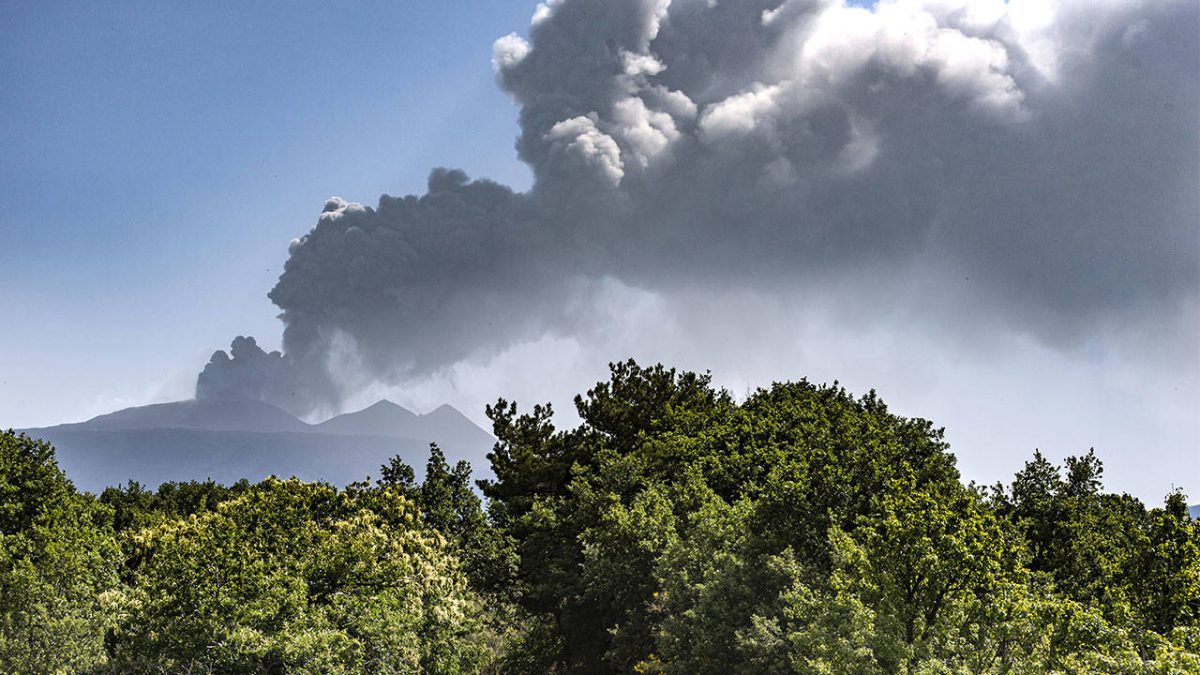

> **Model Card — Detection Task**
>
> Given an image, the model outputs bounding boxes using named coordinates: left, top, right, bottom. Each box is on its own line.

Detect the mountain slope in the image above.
left=16, top=399, right=495, bottom=493
left=29, top=428, right=436, bottom=492
left=413, top=404, right=496, bottom=449
left=314, top=400, right=419, bottom=436
left=318, top=402, right=494, bottom=454
left=57, top=399, right=311, bottom=434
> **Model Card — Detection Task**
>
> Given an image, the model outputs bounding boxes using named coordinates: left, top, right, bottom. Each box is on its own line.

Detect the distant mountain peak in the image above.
left=315, top=399, right=421, bottom=437
left=425, top=403, right=462, bottom=417
left=313, top=399, right=491, bottom=450
left=363, top=399, right=413, bottom=413
left=333, top=400, right=418, bottom=420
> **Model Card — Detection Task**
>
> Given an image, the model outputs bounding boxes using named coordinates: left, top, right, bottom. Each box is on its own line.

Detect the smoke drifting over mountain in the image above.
left=196, top=336, right=324, bottom=415
left=198, top=0, right=1198, bottom=417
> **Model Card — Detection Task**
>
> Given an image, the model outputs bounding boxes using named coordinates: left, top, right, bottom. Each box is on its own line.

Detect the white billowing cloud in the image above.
left=783, top=1, right=1026, bottom=122
left=622, top=50, right=667, bottom=77
left=544, top=114, right=626, bottom=185
left=698, top=84, right=785, bottom=141
left=610, top=97, right=679, bottom=169
left=492, top=33, right=531, bottom=73
left=200, top=0, right=1197, bottom=497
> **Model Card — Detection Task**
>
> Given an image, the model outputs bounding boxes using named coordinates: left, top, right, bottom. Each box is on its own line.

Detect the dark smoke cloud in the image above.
left=495, top=0, right=1198, bottom=311
left=195, top=336, right=317, bottom=413
left=198, top=0, right=1199, bottom=415
left=267, top=170, right=563, bottom=385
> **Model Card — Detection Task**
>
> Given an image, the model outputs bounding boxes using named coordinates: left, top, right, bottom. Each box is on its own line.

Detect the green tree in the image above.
left=0, top=430, right=120, bottom=673
left=101, top=478, right=253, bottom=533
left=993, top=450, right=1199, bottom=638
left=107, top=478, right=488, bottom=674
left=482, top=362, right=727, bottom=672
left=1132, top=491, right=1200, bottom=634
left=819, top=481, right=1027, bottom=672
left=4, top=363, right=1197, bottom=673
left=482, top=361, right=964, bottom=672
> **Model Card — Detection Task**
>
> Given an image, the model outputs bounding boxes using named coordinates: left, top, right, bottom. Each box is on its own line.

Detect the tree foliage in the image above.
left=0, top=431, right=119, bottom=673
left=105, top=478, right=488, bottom=673
left=480, top=361, right=1200, bottom=673
left=0, top=359, right=1197, bottom=672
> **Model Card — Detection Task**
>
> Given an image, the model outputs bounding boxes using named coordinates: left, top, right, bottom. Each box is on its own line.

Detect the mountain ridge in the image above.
left=28, top=398, right=485, bottom=437
left=14, top=398, right=494, bottom=493
left=56, top=398, right=311, bottom=434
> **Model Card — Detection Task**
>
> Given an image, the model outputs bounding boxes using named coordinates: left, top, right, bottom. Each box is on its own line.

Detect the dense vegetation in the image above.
left=2, top=361, right=1197, bottom=673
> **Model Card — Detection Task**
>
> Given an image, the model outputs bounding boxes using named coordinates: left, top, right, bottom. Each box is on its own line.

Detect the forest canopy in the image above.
left=2, top=360, right=1197, bottom=673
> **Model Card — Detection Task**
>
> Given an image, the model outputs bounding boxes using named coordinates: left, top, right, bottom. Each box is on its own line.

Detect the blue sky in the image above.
left=1, top=0, right=534, bottom=426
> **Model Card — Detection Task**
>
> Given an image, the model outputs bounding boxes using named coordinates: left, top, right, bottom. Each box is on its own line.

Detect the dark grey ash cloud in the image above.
left=199, top=0, right=1199, bottom=415
left=494, top=0, right=1198, bottom=314
left=196, top=336, right=321, bottom=415
left=266, top=170, right=564, bottom=387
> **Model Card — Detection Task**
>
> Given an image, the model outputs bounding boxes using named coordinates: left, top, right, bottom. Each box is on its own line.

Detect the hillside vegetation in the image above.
left=2, top=361, right=1197, bottom=673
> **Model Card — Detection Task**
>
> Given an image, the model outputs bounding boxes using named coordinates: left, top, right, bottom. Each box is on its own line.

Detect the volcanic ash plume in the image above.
left=197, top=0, right=1199, bottom=416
